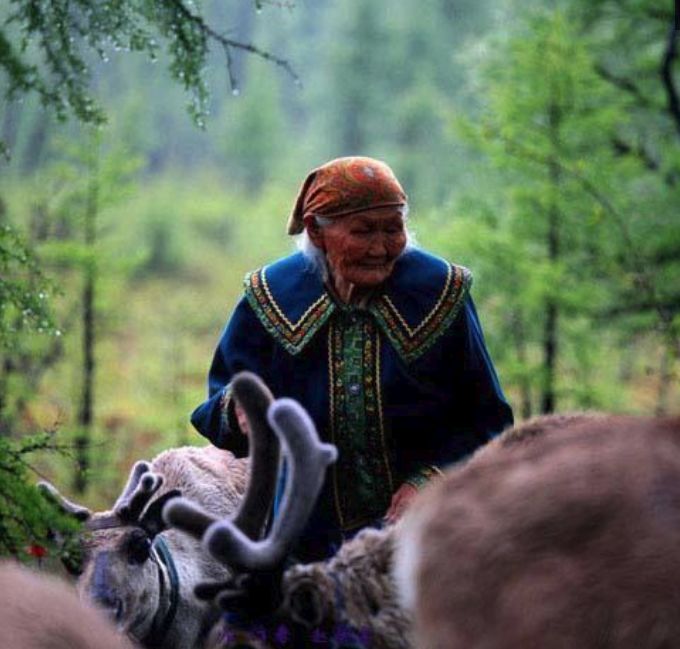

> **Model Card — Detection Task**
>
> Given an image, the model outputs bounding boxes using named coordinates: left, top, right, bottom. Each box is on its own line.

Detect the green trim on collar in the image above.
left=244, top=254, right=471, bottom=361
left=244, top=266, right=336, bottom=355
left=370, top=263, right=472, bottom=363
left=405, top=465, right=443, bottom=490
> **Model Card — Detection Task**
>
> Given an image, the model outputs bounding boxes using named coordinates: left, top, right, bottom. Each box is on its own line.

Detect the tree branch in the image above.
left=611, top=137, right=659, bottom=171
left=169, top=0, right=301, bottom=90
left=611, top=136, right=678, bottom=186
left=646, top=6, right=674, bottom=23
left=660, top=24, right=680, bottom=138
left=600, top=295, right=680, bottom=319
left=594, top=63, right=655, bottom=108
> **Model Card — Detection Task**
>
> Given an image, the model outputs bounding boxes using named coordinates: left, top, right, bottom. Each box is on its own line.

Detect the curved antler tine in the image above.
left=139, top=488, right=181, bottom=538
left=229, top=371, right=281, bottom=539
left=116, top=473, right=163, bottom=523
left=113, top=460, right=152, bottom=511
left=163, top=497, right=220, bottom=540
left=194, top=580, right=237, bottom=601
left=203, top=398, right=337, bottom=572
left=38, top=481, right=92, bottom=521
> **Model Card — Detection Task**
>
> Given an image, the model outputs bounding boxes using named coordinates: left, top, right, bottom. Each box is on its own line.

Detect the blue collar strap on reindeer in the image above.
left=143, top=535, right=180, bottom=647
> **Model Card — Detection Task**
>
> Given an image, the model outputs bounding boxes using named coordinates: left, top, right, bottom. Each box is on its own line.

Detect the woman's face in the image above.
left=310, top=207, right=407, bottom=288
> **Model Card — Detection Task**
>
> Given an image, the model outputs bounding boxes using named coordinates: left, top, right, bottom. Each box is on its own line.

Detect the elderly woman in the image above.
left=191, top=157, right=513, bottom=560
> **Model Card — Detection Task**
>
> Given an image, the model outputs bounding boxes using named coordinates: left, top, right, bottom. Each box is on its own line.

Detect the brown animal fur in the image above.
left=470, top=411, right=607, bottom=461
left=0, top=561, right=135, bottom=649
left=281, top=527, right=411, bottom=649
left=209, top=413, right=614, bottom=649
left=398, top=415, right=680, bottom=649
left=272, top=414, right=607, bottom=649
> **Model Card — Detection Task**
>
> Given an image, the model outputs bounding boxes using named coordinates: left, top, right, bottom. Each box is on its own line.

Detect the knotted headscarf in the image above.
left=287, top=157, right=408, bottom=235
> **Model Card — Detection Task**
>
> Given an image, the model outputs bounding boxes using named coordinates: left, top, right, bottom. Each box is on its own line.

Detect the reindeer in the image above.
left=161, top=381, right=574, bottom=647
left=395, top=413, right=680, bottom=649
left=0, top=561, right=134, bottom=649
left=162, top=374, right=680, bottom=649
left=40, top=373, right=281, bottom=649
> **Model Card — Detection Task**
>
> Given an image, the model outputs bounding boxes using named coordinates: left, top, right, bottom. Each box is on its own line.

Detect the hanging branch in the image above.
left=167, top=0, right=301, bottom=91
left=223, top=40, right=238, bottom=95
left=593, top=64, right=656, bottom=109
left=1, top=0, right=301, bottom=145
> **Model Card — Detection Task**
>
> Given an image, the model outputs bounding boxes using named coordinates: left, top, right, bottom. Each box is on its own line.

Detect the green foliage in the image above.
left=0, top=0, right=297, bottom=134
left=0, top=0, right=677, bottom=516
left=0, top=431, right=79, bottom=560
left=0, top=222, right=57, bottom=346
left=432, top=6, right=679, bottom=414
left=216, top=54, right=286, bottom=193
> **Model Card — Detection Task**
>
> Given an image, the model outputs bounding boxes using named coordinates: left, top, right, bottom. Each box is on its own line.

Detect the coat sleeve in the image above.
left=461, top=295, right=514, bottom=440
left=405, top=295, right=513, bottom=488
left=190, top=296, right=276, bottom=456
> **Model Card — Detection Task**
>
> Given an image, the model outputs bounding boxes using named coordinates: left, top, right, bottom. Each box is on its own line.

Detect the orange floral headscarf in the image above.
left=287, top=157, right=408, bottom=235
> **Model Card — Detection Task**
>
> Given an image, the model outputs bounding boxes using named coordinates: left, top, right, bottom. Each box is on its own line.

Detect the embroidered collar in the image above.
left=244, top=249, right=471, bottom=362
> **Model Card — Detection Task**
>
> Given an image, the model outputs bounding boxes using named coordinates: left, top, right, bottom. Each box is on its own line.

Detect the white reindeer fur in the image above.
left=78, top=445, right=249, bottom=649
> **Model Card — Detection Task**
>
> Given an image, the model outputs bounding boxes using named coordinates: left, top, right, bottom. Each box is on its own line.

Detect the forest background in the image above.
left=0, top=0, right=678, bottom=555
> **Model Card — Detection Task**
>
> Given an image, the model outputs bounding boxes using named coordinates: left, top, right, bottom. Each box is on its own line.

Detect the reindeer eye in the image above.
left=126, top=531, right=151, bottom=564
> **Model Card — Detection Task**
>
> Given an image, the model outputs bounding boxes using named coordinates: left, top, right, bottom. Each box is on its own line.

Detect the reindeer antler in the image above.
left=38, top=481, right=92, bottom=521
left=165, top=397, right=337, bottom=574
left=113, top=461, right=152, bottom=511
left=115, top=471, right=164, bottom=523
left=229, top=371, right=280, bottom=539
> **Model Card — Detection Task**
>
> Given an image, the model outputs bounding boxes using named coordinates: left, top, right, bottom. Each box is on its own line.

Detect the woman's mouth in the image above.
left=357, top=260, right=389, bottom=268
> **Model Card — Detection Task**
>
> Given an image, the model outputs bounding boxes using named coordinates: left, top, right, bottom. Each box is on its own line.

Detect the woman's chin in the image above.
left=345, top=268, right=393, bottom=287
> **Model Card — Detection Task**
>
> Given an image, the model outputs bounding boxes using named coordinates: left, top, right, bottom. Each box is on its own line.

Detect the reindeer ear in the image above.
left=286, top=579, right=327, bottom=629
left=211, top=570, right=285, bottom=616
left=139, top=489, right=182, bottom=538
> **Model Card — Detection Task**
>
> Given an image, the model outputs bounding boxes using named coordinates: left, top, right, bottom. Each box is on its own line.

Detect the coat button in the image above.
left=348, top=383, right=361, bottom=396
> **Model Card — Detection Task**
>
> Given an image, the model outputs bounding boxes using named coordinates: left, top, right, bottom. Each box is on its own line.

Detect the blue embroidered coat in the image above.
left=191, top=248, right=513, bottom=553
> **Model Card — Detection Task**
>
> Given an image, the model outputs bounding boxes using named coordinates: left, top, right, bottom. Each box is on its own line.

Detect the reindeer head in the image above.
left=164, top=388, right=338, bottom=648
left=40, top=463, right=180, bottom=637
left=38, top=371, right=282, bottom=648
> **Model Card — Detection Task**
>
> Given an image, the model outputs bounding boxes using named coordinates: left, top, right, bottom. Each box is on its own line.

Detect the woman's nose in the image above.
left=367, top=235, right=387, bottom=257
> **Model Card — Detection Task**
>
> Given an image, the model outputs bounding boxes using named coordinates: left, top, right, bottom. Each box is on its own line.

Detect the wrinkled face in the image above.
left=76, top=525, right=159, bottom=639
left=307, top=207, right=407, bottom=288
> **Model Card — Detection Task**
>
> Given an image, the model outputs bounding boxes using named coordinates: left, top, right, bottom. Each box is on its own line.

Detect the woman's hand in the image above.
left=384, top=482, right=419, bottom=525
left=234, top=400, right=250, bottom=435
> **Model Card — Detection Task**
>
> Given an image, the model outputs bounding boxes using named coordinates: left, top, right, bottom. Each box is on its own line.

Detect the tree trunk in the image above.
left=74, top=147, right=98, bottom=494
left=656, top=344, right=673, bottom=416
left=21, top=112, right=50, bottom=173
left=1, top=101, right=23, bottom=154
left=511, top=309, right=533, bottom=419
left=541, top=99, right=562, bottom=414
